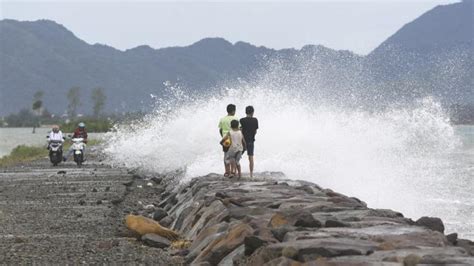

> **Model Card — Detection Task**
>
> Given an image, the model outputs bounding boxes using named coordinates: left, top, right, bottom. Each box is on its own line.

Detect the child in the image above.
left=221, top=119, right=246, bottom=178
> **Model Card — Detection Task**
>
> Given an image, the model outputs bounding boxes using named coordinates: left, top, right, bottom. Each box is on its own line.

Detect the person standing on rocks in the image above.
left=218, top=104, right=239, bottom=177
left=240, top=106, right=258, bottom=178
left=221, top=120, right=246, bottom=178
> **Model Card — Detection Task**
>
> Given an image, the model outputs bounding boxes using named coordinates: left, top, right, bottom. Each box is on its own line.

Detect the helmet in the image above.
left=78, top=122, right=85, bottom=128
left=52, top=125, right=59, bottom=131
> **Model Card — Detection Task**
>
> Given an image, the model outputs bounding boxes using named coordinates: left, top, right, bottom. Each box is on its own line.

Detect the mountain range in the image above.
left=0, top=0, right=472, bottom=116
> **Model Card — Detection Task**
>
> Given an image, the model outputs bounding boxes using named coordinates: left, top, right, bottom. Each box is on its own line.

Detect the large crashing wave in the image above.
left=103, top=56, right=462, bottom=223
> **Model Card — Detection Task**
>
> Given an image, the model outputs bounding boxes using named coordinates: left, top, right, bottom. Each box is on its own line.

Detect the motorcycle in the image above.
left=47, top=139, right=63, bottom=166
left=71, top=137, right=86, bottom=166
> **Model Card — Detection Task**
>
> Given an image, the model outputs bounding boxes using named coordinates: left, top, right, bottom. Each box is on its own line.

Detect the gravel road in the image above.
left=0, top=149, right=180, bottom=264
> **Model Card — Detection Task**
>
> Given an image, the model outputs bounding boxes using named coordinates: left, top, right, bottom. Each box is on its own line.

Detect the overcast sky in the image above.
left=0, top=0, right=460, bottom=55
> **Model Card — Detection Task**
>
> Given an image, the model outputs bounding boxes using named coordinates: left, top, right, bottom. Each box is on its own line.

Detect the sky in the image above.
left=0, top=0, right=460, bottom=55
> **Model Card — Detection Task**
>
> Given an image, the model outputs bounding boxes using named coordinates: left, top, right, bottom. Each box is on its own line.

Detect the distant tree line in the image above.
left=1, top=87, right=109, bottom=130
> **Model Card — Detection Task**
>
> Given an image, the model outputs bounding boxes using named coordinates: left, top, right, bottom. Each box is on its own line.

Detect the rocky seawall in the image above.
left=128, top=172, right=474, bottom=265
left=1, top=150, right=473, bottom=265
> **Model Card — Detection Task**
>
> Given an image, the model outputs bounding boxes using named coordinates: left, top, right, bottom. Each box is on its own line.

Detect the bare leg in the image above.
left=249, top=156, right=254, bottom=178
left=224, top=152, right=229, bottom=175
left=225, top=163, right=230, bottom=175
left=237, top=164, right=241, bottom=178
left=230, top=160, right=236, bottom=177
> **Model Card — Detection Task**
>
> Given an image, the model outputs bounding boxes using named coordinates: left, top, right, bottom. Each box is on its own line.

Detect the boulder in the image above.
left=248, top=238, right=377, bottom=263
left=271, top=225, right=294, bottom=242
left=281, top=246, right=298, bottom=259
left=218, top=244, right=245, bottom=266
left=263, top=257, right=301, bottom=266
left=160, top=216, right=173, bottom=227
left=192, top=223, right=254, bottom=265
left=403, top=254, right=421, bottom=266
left=151, top=176, right=162, bottom=184
left=266, top=202, right=282, bottom=209
left=186, top=223, right=230, bottom=263
left=324, top=220, right=348, bottom=228
left=245, top=235, right=268, bottom=256
left=215, top=191, right=229, bottom=199
left=295, top=185, right=314, bottom=194
left=456, top=239, right=474, bottom=256
left=269, top=213, right=290, bottom=228
left=141, top=233, right=171, bottom=249
left=415, top=216, right=445, bottom=233
left=294, top=212, right=321, bottom=228
left=446, top=233, right=458, bottom=244
left=152, top=208, right=168, bottom=222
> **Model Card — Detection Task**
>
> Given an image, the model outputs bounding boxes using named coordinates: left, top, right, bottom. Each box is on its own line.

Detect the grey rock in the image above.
left=141, top=233, right=171, bottom=249
left=415, top=216, right=445, bottom=233
left=160, top=216, right=173, bottom=228
left=403, top=254, right=421, bottom=266
left=271, top=225, right=293, bottom=242
left=215, top=191, right=229, bottom=199
left=281, top=246, right=298, bottom=259
left=152, top=208, right=168, bottom=221
left=218, top=245, right=244, bottom=266
left=294, top=212, right=321, bottom=228
left=263, top=257, right=300, bottom=266
left=295, top=185, right=314, bottom=194
left=266, top=202, right=281, bottom=209
left=151, top=176, right=162, bottom=184
left=171, top=249, right=190, bottom=257
left=446, top=233, right=458, bottom=244
left=456, top=239, right=474, bottom=256
left=244, top=236, right=268, bottom=256
left=260, top=238, right=376, bottom=262
left=325, top=220, right=349, bottom=228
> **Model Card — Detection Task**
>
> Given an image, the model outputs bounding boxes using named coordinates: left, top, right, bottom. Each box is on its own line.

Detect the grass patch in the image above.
left=61, top=118, right=112, bottom=133
left=0, top=139, right=103, bottom=167
left=0, top=145, right=47, bottom=167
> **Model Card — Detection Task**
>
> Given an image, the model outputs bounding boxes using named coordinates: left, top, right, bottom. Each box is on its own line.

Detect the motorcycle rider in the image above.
left=63, top=122, right=88, bottom=161
left=47, top=125, right=64, bottom=148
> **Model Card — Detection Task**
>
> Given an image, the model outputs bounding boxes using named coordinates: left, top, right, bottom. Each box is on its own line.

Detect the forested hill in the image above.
left=0, top=0, right=472, bottom=115
left=0, top=19, right=276, bottom=114
left=366, top=0, right=473, bottom=106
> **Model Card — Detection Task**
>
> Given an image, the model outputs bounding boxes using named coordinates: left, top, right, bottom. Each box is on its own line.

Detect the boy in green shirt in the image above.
left=219, top=104, right=238, bottom=177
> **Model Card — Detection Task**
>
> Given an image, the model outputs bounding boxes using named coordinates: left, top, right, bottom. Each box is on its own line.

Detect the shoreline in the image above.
left=1, top=153, right=473, bottom=264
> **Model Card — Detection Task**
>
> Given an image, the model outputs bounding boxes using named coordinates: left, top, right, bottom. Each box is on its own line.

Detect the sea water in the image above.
left=0, top=128, right=104, bottom=158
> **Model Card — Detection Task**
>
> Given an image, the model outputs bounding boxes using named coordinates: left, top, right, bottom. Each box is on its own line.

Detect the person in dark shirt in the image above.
left=240, top=106, right=259, bottom=178
left=63, top=122, right=88, bottom=161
